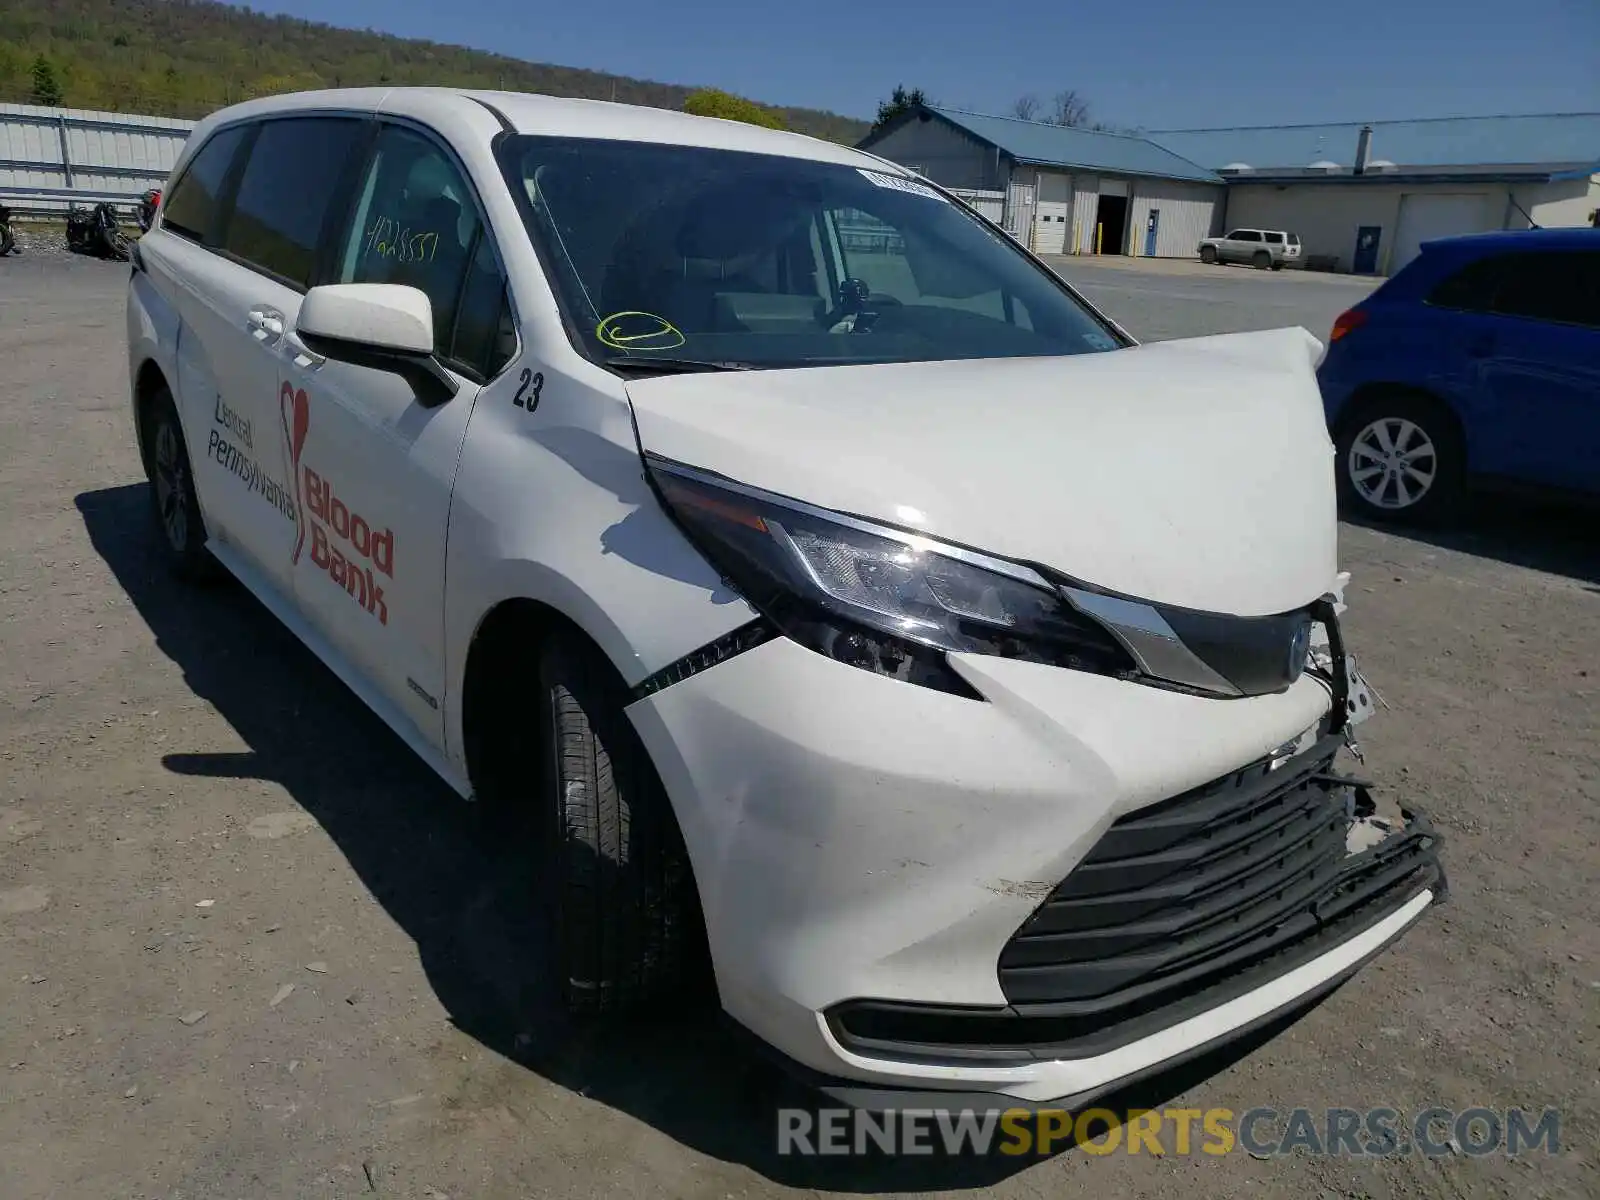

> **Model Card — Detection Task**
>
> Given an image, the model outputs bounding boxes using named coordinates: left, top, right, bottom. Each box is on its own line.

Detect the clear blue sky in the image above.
left=235, top=0, right=1599, bottom=127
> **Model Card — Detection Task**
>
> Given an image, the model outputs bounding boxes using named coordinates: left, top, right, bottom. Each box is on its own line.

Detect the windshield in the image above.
left=497, top=136, right=1124, bottom=370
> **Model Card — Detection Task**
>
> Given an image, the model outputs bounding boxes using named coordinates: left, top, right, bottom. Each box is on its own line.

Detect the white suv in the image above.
left=1200, top=228, right=1303, bottom=269
left=128, top=87, right=1442, bottom=1108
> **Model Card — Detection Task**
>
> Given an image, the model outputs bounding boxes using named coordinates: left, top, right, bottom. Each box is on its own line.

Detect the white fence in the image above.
left=0, top=102, right=195, bottom=213
left=948, top=188, right=1007, bottom=228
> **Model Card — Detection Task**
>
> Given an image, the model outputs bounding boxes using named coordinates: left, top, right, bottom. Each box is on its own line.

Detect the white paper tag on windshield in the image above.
left=857, top=169, right=947, bottom=202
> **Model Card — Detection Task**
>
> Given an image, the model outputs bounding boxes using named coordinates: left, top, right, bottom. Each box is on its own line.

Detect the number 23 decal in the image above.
left=513, top=368, right=544, bottom=413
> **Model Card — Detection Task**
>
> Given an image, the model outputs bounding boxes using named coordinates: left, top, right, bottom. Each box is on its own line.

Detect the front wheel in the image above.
left=1200, top=245, right=1218, bottom=265
left=1335, top=397, right=1464, bottom=522
left=538, top=638, right=703, bottom=1015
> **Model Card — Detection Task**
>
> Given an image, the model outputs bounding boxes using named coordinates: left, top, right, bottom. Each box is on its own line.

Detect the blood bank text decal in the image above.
left=280, top=383, right=395, bottom=626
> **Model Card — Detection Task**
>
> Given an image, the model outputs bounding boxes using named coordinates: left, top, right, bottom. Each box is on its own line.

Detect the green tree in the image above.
left=683, top=88, right=786, bottom=130
left=871, top=84, right=926, bottom=133
left=30, top=54, right=64, bottom=106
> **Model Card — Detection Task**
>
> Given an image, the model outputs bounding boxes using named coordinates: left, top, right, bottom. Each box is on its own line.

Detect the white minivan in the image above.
left=127, top=87, right=1443, bottom=1108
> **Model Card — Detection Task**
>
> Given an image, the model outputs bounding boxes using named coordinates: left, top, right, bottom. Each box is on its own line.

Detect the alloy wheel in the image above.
left=1348, top=417, right=1438, bottom=510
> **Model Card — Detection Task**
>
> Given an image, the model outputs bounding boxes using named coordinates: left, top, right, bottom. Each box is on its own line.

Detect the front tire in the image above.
left=146, top=390, right=218, bottom=581
left=538, top=638, right=701, bottom=1015
left=1335, top=394, right=1464, bottom=522
left=1200, top=245, right=1218, bottom=265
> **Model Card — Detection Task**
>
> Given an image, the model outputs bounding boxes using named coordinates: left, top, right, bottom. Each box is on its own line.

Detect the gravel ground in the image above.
left=1, top=257, right=1596, bottom=1200
left=5, top=221, right=78, bottom=260
left=4, top=216, right=141, bottom=263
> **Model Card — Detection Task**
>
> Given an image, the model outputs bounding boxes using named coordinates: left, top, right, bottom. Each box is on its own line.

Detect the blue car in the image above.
left=1318, top=228, right=1599, bottom=521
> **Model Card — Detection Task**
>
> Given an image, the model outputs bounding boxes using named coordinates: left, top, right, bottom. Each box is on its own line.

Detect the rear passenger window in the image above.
left=1428, top=251, right=1600, bottom=328
left=223, top=118, right=364, bottom=287
left=1493, top=251, right=1600, bottom=328
left=1426, top=256, right=1504, bottom=312
left=1264, top=232, right=1284, bottom=244
left=334, top=124, right=513, bottom=377
left=162, top=126, right=246, bottom=244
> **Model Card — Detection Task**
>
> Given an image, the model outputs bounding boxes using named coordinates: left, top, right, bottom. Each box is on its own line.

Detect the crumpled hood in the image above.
left=626, top=327, right=1336, bottom=617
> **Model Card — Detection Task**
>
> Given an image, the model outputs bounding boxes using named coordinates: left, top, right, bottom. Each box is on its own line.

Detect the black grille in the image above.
left=827, top=735, right=1443, bottom=1064
left=999, top=734, right=1355, bottom=1004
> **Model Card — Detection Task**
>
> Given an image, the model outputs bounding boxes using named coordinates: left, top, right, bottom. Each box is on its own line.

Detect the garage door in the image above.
left=1033, top=171, right=1071, bottom=255
left=1392, top=193, right=1492, bottom=273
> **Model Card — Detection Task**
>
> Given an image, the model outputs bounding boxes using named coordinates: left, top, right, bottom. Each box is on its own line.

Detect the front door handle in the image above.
left=247, top=307, right=285, bottom=344
left=285, top=336, right=326, bottom=370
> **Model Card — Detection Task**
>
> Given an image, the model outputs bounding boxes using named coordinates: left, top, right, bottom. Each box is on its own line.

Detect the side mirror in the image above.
left=296, top=283, right=458, bottom=405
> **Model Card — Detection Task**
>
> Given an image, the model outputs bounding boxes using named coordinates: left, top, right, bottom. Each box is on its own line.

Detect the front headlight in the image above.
left=647, top=456, right=1135, bottom=696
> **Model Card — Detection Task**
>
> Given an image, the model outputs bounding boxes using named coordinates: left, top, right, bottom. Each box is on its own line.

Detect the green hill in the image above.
left=0, top=0, right=869, bottom=144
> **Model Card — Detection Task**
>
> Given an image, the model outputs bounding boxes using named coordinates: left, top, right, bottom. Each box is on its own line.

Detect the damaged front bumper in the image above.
left=825, top=732, right=1446, bottom=1072
left=630, top=607, right=1444, bottom=1107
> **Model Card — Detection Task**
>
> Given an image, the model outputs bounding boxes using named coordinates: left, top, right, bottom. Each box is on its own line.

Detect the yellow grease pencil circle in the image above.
left=596, top=311, right=686, bottom=351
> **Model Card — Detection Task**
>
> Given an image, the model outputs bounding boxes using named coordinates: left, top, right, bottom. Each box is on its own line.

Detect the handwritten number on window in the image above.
left=362, top=214, right=438, bottom=264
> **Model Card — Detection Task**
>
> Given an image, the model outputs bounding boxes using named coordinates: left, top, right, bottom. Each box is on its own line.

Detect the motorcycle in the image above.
left=66, top=202, right=129, bottom=261
left=136, top=188, right=161, bottom=233
left=0, top=203, right=17, bottom=257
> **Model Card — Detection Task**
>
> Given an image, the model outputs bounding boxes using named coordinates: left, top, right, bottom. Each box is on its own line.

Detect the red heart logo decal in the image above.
left=280, top=382, right=311, bottom=564
left=280, top=382, right=309, bottom=467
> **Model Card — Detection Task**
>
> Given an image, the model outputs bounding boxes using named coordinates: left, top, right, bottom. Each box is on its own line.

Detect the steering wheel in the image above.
left=821, top=278, right=903, bottom=331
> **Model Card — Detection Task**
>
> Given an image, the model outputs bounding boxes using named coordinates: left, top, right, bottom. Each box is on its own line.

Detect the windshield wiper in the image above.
left=603, top=356, right=755, bottom=376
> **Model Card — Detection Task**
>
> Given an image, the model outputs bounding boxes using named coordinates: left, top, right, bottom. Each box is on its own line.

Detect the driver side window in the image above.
left=334, top=124, right=513, bottom=378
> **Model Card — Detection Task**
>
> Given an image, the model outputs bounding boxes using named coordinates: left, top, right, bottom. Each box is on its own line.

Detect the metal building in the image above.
left=0, top=102, right=194, bottom=213
left=858, top=106, right=1226, bottom=258
left=863, top=106, right=1600, bottom=275
left=1148, top=114, right=1600, bottom=275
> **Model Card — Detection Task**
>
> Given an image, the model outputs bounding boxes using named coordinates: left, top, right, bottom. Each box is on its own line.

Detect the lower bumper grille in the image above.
left=828, top=734, right=1444, bottom=1064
